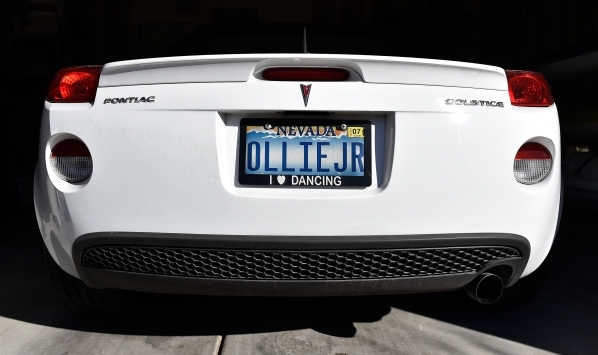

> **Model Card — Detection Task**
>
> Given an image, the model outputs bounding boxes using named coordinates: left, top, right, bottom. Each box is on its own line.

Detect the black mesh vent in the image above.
left=81, top=246, right=520, bottom=280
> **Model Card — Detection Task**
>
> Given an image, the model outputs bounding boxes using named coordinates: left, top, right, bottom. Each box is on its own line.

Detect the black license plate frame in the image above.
left=238, top=118, right=372, bottom=187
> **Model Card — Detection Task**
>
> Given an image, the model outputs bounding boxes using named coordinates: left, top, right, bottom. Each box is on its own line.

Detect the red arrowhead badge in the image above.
left=300, top=84, right=312, bottom=107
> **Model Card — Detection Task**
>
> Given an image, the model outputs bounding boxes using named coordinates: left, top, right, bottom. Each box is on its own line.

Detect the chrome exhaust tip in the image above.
left=464, top=273, right=504, bottom=305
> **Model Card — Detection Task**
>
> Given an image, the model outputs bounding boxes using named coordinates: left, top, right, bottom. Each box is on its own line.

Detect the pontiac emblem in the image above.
left=300, top=84, right=312, bottom=107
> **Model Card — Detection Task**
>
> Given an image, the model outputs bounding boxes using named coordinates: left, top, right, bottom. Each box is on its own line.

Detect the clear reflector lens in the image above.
left=513, top=143, right=552, bottom=184
left=50, top=140, right=93, bottom=183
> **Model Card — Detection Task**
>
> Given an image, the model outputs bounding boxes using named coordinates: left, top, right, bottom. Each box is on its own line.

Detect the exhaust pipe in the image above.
left=464, top=273, right=504, bottom=305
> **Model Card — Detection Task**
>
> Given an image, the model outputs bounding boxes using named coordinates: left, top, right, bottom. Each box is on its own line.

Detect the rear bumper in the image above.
left=35, top=83, right=561, bottom=281
left=73, top=232, right=529, bottom=296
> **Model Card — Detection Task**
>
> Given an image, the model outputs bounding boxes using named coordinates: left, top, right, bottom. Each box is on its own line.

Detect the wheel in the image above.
left=45, top=248, right=131, bottom=312
left=494, top=252, right=552, bottom=307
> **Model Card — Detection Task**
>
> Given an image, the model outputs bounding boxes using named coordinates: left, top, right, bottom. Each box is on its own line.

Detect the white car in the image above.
left=34, top=54, right=560, bottom=311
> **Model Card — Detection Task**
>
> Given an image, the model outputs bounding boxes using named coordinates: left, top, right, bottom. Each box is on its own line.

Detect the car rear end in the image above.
left=34, top=54, right=560, bottom=299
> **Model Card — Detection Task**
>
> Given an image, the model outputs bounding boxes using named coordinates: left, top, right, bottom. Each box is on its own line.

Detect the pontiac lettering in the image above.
left=103, top=96, right=155, bottom=104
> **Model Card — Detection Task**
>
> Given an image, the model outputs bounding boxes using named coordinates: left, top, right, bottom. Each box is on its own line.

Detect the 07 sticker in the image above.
left=347, top=127, right=364, bottom=137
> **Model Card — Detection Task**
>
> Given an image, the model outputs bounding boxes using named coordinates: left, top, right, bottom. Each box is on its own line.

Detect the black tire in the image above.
left=45, top=248, right=130, bottom=312
left=493, top=253, right=552, bottom=307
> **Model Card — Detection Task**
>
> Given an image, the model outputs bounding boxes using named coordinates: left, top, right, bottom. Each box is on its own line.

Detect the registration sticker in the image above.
left=347, top=127, right=365, bottom=138
left=238, top=119, right=371, bottom=187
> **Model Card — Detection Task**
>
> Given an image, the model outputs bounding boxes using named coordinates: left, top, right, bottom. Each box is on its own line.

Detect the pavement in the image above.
left=1, top=199, right=597, bottom=355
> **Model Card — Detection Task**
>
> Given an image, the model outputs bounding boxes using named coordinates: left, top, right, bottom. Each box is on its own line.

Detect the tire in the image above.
left=493, top=252, right=552, bottom=307
left=45, top=248, right=131, bottom=312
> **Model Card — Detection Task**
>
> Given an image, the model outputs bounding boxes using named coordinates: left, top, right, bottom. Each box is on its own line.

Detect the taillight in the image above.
left=50, top=139, right=93, bottom=183
left=47, top=66, right=102, bottom=103
left=505, top=70, right=554, bottom=107
left=513, top=143, right=552, bottom=184
left=262, top=68, right=350, bottom=81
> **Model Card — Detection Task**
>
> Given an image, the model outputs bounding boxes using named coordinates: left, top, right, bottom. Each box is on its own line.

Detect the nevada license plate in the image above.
left=238, top=118, right=371, bottom=187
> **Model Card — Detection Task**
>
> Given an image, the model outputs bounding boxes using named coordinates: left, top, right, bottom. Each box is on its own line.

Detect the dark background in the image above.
left=1, top=0, right=597, bottom=214
left=0, top=2, right=597, bottom=353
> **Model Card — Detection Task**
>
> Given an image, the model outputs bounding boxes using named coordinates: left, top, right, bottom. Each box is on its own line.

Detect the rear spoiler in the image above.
left=98, top=54, right=507, bottom=91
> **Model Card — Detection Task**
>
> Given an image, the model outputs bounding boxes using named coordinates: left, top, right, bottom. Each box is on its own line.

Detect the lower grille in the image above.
left=81, top=246, right=520, bottom=280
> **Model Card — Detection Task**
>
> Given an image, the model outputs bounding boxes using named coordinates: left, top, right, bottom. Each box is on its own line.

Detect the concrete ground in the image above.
left=1, top=199, right=597, bottom=355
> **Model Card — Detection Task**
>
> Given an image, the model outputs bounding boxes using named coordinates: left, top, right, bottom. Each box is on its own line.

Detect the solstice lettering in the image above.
left=445, top=98, right=504, bottom=107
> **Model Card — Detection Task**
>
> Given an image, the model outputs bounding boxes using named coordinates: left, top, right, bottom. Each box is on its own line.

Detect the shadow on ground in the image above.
left=1, top=199, right=597, bottom=353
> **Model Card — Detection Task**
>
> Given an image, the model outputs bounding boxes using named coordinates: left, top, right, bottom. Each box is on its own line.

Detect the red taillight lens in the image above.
left=50, top=139, right=93, bottom=183
left=506, top=70, right=554, bottom=107
left=47, top=66, right=102, bottom=103
left=514, top=143, right=552, bottom=160
left=513, top=143, right=552, bottom=184
left=262, top=68, right=350, bottom=81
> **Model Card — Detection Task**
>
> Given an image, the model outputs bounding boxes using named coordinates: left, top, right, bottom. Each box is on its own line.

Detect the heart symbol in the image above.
left=277, top=175, right=286, bottom=185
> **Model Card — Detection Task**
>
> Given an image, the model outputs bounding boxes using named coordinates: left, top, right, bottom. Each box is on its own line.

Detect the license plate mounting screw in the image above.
left=338, top=124, right=347, bottom=131
left=264, top=123, right=273, bottom=130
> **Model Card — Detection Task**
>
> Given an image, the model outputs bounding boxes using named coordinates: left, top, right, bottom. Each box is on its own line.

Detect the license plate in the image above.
left=238, top=118, right=371, bottom=187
